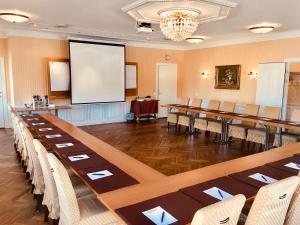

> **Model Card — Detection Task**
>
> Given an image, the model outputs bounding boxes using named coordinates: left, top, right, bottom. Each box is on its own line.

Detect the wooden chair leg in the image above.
left=44, top=206, right=49, bottom=222
left=167, top=122, right=170, bottom=130
left=35, top=194, right=43, bottom=212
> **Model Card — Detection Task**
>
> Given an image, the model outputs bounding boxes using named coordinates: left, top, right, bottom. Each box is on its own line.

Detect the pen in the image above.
left=161, top=211, right=165, bottom=223
left=261, top=175, right=268, bottom=182
left=93, top=173, right=105, bottom=176
left=218, top=189, right=224, bottom=199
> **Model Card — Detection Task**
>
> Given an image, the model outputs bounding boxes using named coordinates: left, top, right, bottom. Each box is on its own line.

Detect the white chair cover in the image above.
left=33, top=139, right=60, bottom=220
left=245, top=176, right=299, bottom=225
left=191, top=194, right=246, bottom=225
left=47, top=153, right=118, bottom=225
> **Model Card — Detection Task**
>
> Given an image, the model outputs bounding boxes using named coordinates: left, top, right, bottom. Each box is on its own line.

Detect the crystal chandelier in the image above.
left=159, top=8, right=200, bottom=42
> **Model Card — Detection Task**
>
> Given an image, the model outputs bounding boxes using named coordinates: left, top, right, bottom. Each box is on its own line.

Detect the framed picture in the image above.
left=215, top=65, right=241, bottom=90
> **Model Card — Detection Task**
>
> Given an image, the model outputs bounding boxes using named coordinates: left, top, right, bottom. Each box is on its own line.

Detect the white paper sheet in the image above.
left=249, top=173, right=278, bottom=184
left=27, top=118, right=39, bottom=121
left=87, top=170, right=113, bottom=180
left=55, top=143, right=74, bottom=148
left=68, top=154, right=90, bottom=162
left=32, top=122, right=45, bottom=126
left=39, top=128, right=53, bottom=131
left=203, top=187, right=233, bottom=201
left=288, top=122, right=300, bottom=125
left=142, top=206, right=178, bottom=225
left=238, top=114, right=248, bottom=117
left=284, top=162, right=300, bottom=170
left=46, top=134, right=62, bottom=139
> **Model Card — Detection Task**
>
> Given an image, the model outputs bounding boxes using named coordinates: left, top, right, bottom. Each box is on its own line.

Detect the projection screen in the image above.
left=69, top=40, right=125, bottom=104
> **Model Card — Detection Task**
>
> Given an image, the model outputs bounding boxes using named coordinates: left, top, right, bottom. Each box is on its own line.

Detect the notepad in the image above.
left=203, top=187, right=233, bottom=201
left=46, top=134, right=62, bottom=139
left=55, top=143, right=74, bottom=148
left=27, top=118, right=39, bottom=121
left=238, top=114, right=248, bottom=117
left=288, top=122, right=300, bottom=126
left=284, top=162, right=300, bottom=170
left=87, top=170, right=113, bottom=180
left=219, top=111, right=227, bottom=114
left=68, top=154, right=90, bottom=162
left=249, top=173, right=278, bottom=184
left=32, top=122, right=45, bottom=126
left=39, top=128, right=53, bottom=131
left=143, top=206, right=178, bottom=225
left=260, top=118, right=272, bottom=121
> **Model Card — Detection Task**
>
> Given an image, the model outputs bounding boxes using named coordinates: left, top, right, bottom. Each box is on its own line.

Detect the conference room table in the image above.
left=14, top=105, right=71, bottom=116
left=163, top=104, right=300, bottom=150
left=20, top=113, right=300, bottom=225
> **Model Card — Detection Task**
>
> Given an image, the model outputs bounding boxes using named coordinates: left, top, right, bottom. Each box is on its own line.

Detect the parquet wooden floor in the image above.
left=0, top=129, right=44, bottom=225
left=81, top=118, right=262, bottom=176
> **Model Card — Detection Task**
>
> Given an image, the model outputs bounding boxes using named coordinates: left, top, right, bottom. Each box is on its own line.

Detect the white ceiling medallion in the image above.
left=122, top=0, right=237, bottom=42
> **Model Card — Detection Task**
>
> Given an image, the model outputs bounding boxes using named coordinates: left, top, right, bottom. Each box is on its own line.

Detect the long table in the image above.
left=21, top=113, right=300, bottom=225
left=163, top=104, right=300, bottom=150
left=14, top=105, right=71, bottom=116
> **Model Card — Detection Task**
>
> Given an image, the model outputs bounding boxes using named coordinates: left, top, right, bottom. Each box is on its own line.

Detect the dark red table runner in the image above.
left=229, top=165, right=293, bottom=189
left=180, top=176, right=258, bottom=206
left=266, top=156, right=300, bottom=175
left=116, top=192, right=203, bottom=225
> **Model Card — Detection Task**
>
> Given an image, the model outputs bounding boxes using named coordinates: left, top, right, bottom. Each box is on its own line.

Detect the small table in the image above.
left=130, top=100, right=159, bottom=121
left=14, top=105, right=71, bottom=116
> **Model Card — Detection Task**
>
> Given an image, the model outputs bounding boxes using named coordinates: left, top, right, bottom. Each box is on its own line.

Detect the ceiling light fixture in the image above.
left=0, top=12, right=29, bottom=23
left=159, top=7, right=200, bottom=42
left=249, top=25, right=275, bottom=34
left=186, top=36, right=205, bottom=44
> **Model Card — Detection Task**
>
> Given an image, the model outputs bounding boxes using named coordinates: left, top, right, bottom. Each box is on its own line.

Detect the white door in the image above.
left=0, top=58, right=7, bottom=128
left=156, top=64, right=177, bottom=117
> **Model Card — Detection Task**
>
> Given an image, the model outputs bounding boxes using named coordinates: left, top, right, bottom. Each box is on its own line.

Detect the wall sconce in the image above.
left=200, top=72, right=211, bottom=80
left=248, top=71, right=258, bottom=79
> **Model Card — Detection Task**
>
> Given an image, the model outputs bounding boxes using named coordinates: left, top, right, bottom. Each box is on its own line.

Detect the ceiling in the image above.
left=0, top=0, right=300, bottom=49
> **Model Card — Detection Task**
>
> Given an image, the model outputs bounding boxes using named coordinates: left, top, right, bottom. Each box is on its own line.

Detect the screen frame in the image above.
left=69, top=39, right=126, bottom=105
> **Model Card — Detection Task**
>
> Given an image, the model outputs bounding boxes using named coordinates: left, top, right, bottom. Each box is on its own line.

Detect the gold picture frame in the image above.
left=215, top=65, right=241, bottom=90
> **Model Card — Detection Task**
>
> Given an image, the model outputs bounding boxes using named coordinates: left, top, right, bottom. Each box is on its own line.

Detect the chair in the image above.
left=284, top=172, right=300, bottom=225
left=16, top=119, right=31, bottom=172
left=228, top=104, right=260, bottom=140
left=191, top=194, right=246, bottom=225
left=273, top=109, right=300, bottom=147
left=245, top=176, right=299, bottom=225
left=194, top=100, right=220, bottom=132
left=206, top=102, right=236, bottom=135
left=47, top=153, right=118, bottom=225
left=246, top=106, right=281, bottom=145
left=177, top=98, right=202, bottom=131
left=33, top=140, right=94, bottom=222
left=167, top=97, right=190, bottom=127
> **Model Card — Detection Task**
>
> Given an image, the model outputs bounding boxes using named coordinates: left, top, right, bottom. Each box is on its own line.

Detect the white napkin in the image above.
left=87, top=170, right=113, bottom=180
left=46, top=134, right=62, bottom=139
left=55, top=143, right=74, bottom=148
left=249, top=173, right=278, bottom=184
left=68, top=154, right=90, bottom=162
left=284, top=162, right=300, bottom=170
left=32, top=122, right=45, bottom=126
left=143, top=206, right=178, bottom=225
left=203, top=187, right=233, bottom=201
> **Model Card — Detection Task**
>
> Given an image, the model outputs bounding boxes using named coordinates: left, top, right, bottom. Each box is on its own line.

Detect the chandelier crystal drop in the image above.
left=159, top=8, right=200, bottom=42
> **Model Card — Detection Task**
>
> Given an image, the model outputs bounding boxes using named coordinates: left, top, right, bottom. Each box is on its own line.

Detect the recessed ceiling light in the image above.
left=249, top=25, right=275, bottom=34
left=186, top=36, right=205, bottom=44
left=0, top=12, right=29, bottom=23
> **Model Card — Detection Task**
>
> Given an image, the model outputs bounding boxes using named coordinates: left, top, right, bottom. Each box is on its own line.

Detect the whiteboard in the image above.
left=256, top=63, right=286, bottom=107
left=126, top=64, right=137, bottom=89
left=49, top=61, right=70, bottom=91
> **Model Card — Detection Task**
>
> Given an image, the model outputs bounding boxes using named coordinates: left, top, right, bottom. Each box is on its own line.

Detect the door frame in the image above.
left=282, top=58, right=300, bottom=120
left=156, top=63, right=178, bottom=117
left=0, top=57, right=9, bottom=128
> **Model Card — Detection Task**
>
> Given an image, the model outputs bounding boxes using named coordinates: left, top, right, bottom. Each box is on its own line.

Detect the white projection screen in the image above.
left=69, top=40, right=125, bottom=104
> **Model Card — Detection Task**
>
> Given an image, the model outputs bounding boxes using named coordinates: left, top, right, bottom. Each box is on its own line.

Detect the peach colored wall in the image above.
left=7, top=37, right=68, bottom=106
left=183, top=38, right=300, bottom=104
left=126, top=46, right=184, bottom=98
left=0, top=38, right=10, bottom=103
